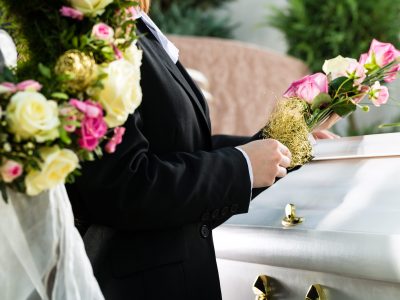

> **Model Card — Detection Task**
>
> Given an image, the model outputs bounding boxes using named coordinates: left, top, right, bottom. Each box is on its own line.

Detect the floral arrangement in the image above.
left=0, top=0, right=142, bottom=198
left=264, top=39, right=400, bottom=167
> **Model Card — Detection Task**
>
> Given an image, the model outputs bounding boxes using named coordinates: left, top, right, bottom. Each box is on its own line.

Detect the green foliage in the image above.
left=150, top=0, right=235, bottom=38
left=268, top=0, right=400, bottom=72
left=0, top=0, right=137, bottom=79
left=154, top=0, right=234, bottom=11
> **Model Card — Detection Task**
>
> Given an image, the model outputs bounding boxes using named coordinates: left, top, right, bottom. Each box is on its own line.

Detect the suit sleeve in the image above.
left=71, top=111, right=252, bottom=231
left=211, top=130, right=264, bottom=149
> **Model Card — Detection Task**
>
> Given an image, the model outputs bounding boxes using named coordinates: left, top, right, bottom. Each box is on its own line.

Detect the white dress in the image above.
left=0, top=185, right=104, bottom=300
left=0, top=30, right=104, bottom=300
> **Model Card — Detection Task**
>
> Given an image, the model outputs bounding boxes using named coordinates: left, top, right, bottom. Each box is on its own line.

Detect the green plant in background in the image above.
left=268, top=0, right=400, bottom=136
left=150, top=0, right=236, bottom=38
left=268, top=0, right=400, bottom=72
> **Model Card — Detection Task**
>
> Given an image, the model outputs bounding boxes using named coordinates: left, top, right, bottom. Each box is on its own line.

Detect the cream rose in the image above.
left=68, top=0, right=113, bottom=16
left=323, top=55, right=366, bottom=84
left=124, top=42, right=143, bottom=69
left=323, top=55, right=357, bottom=76
left=7, top=91, right=60, bottom=142
left=96, top=57, right=142, bottom=127
left=25, top=147, right=79, bottom=196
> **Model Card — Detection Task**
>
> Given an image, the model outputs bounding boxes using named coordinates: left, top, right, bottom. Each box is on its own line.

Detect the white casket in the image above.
left=214, top=132, right=400, bottom=300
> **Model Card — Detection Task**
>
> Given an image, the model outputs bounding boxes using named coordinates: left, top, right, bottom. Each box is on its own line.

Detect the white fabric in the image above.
left=235, top=147, right=254, bottom=189
left=0, top=30, right=17, bottom=67
left=0, top=185, right=104, bottom=300
left=136, top=11, right=180, bottom=63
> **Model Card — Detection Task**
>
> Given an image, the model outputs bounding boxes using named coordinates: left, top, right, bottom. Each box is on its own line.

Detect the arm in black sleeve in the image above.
left=212, top=130, right=264, bottom=149
left=72, top=112, right=252, bottom=231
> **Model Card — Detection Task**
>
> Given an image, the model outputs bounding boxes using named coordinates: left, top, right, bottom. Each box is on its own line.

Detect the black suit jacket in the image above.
left=67, top=19, right=261, bottom=300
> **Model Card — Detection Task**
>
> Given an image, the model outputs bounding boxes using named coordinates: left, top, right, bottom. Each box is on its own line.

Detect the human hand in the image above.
left=312, top=130, right=340, bottom=140
left=239, top=139, right=291, bottom=188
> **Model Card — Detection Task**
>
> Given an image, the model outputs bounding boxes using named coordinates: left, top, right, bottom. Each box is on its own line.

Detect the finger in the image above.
left=276, top=166, right=287, bottom=178
left=313, top=130, right=340, bottom=140
left=278, top=142, right=291, bottom=158
left=279, top=155, right=291, bottom=168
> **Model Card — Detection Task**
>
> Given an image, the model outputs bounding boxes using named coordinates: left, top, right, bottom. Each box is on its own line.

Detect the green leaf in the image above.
left=379, top=123, right=400, bottom=128
left=72, top=36, right=79, bottom=48
left=311, top=93, right=333, bottom=110
left=332, top=101, right=357, bottom=117
left=0, top=67, right=16, bottom=82
left=329, top=76, right=354, bottom=94
left=59, top=128, right=72, bottom=145
left=38, top=63, right=52, bottom=79
left=51, top=92, right=69, bottom=100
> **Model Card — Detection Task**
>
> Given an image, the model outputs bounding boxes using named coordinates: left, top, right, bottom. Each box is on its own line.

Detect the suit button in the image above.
left=201, top=212, right=211, bottom=222
left=231, top=204, right=239, bottom=213
left=200, top=224, right=210, bottom=238
left=221, top=206, right=230, bottom=217
left=211, top=209, right=220, bottom=220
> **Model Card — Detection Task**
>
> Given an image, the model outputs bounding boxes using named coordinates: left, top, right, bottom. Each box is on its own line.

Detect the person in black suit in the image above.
left=67, top=1, right=293, bottom=299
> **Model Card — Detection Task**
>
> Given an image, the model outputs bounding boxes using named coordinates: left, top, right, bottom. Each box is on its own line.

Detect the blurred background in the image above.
left=150, top=0, right=400, bottom=137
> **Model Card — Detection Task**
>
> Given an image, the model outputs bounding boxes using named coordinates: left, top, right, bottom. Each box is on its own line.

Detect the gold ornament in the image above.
left=55, top=50, right=97, bottom=91
left=263, top=98, right=313, bottom=168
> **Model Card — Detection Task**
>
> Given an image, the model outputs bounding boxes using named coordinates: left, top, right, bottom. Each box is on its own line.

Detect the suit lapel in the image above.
left=136, top=19, right=211, bottom=134
left=162, top=57, right=211, bottom=133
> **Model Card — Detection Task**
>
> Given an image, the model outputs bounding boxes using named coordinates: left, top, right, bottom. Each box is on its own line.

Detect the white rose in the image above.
left=25, top=147, right=79, bottom=196
left=124, top=42, right=143, bottom=70
left=97, top=58, right=142, bottom=127
left=68, top=0, right=113, bottom=16
left=322, top=55, right=358, bottom=80
left=0, top=30, right=17, bottom=68
left=7, top=91, right=60, bottom=142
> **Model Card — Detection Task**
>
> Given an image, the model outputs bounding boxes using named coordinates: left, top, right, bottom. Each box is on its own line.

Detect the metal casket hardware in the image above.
left=252, top=275, right=271, bottom=300
left=305, top=284, right=327, bottom=300
left=282, top=203, right=304, bottom=227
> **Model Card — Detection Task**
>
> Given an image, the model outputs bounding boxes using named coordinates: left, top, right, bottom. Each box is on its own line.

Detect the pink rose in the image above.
left=359, top=53, right=369, bottom=66
left=91, top=23, right=114, bottom=42
left=360, top=39, right=400, bottom=82
left=1, top=160, right=23, bottom=183
left=283, top=73, right=328, bottom=103
left=17, top=80, right=42, bottom=92
left=346, top=61, right=366, bottom=85
left=105, top=127, right=126, bottom=153
left=0, top=82, right=17, bottom=94
left=369, top=39, right=400, bottom=67
left=384, top=64, right=400, bottom=83
left=69, top=99, right=108, bottom=150
left=78, top=116, right=108, bottom=151
left=368, top=81, right=389, bottom=107
left=59, top=6, right=84, bottom=21
left=70, top=99, right=102, bottom=118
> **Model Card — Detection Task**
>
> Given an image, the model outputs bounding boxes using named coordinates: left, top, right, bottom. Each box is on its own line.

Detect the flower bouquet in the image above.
left=0, top=1, right=143, bottom=299
left=263, top=39, right=400, bottom=167
left=0, top=0, right=142, bottom=198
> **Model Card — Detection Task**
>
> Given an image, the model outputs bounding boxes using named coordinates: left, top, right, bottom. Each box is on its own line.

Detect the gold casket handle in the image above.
left=252, top=275, right=271, bottom=300
left=305, top=284, right=327, bottom=300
